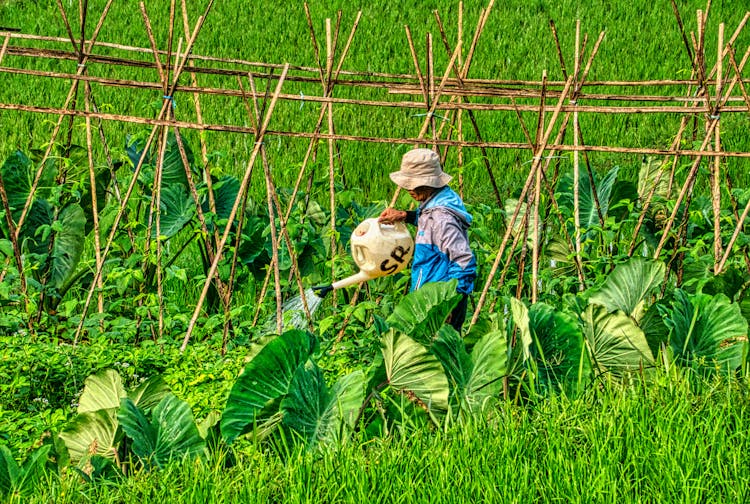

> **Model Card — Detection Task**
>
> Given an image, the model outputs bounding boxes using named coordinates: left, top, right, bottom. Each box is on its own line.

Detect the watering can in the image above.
left=312, top=218, right=413, bottom=297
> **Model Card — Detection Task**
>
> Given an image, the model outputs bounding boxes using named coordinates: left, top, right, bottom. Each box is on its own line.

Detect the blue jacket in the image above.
left=407, top=187, right=476, bottom=294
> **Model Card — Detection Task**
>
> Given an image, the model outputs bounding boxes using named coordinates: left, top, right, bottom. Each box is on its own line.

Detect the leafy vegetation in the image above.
left=1, top=0, right=750, bottom=501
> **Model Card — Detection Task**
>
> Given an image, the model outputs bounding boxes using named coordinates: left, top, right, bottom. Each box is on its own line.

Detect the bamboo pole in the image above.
left=531, top=70, right=546, bottom=303
left=12, top=0, right=113, bottom=242
left=433, top=5, right=503, bottom=207
left=74, top=0, right=215, bottom=343
left=83, top=82, right=104, bottom=315
left=470, top=76, right=575, bottom=327
left=573, top=21, right=583, bottom=291
left=712, top=24, right=724, bottom=273
left=182, top=64, right=288, bottom=352
left=654, top=44, right=750, bottom=260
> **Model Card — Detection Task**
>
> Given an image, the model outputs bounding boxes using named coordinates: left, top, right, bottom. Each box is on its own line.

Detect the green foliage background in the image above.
left=1, top=0, right=749, bottom=204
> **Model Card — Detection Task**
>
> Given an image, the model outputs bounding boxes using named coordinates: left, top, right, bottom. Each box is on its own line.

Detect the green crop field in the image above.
left=1, top=1, right=750, bottom=502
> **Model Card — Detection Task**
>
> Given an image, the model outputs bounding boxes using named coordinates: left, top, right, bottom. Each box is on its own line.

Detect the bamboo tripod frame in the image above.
left=0, top=1, right=748, bottom=346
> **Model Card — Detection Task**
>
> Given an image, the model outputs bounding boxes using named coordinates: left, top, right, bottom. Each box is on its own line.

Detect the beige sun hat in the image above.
left=389, top=148, right=452, bottom=190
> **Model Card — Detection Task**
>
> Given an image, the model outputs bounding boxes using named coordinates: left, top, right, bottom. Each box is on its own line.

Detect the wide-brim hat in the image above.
left=389, top=148, right=452, bottom=190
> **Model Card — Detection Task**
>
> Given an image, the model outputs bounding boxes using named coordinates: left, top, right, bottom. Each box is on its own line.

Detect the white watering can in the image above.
left=313, top=218, right=413, bottom=297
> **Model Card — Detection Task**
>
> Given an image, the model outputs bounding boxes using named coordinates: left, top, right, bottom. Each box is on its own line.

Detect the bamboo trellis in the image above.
left=0, top=0, right=748, bottom=348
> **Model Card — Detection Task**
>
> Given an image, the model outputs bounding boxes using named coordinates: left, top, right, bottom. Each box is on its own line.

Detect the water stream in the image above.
left=263, top=287, right=324, bottom=332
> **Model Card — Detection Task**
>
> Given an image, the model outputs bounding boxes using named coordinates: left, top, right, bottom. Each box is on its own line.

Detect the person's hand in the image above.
left=379, top=208, right=407, bottom=224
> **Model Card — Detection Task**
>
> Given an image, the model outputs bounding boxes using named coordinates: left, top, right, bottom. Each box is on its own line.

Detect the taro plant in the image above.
left=57, top=368, right=207, bottom=473
left=0, top=148, right=110, bottom=314
left=221, top=329, right=366, bottom=450
left=656, top=290, right=748, bottom=374
left=0, top=444, right=51, bottom=499
left=369, top=281, right=508, bottom=428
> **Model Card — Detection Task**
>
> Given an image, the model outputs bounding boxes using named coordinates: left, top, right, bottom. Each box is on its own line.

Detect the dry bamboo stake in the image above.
left=723, top=172, right=750, bottom=273
left=74, top=112, right=166, bottom=344
left=427, top=32, right=437, bottom=144
left=630, top=16, right=749, bottom=257
left=573, top=21, right=582, bottom=290
left=0, top=33, right=24, bottom=292
left=712, top=24, right=724, bottom=273
left=416, top=40, right=462, bottom=140
left=12, top=0, right=113, bottom=241
left=326, top=18, right=339, bottom=307
left=303, top=3, right=326, bottom=89
left=182, top=64, right=288, bottom=352
left=718, top=178, right=750, bottom=272
left=250, top=71, right=290, bottom=334
left=457, top=3, right=464, bottom=196
left=405, top=26, right=429, bottom=115
left=390, top=31, right=462, bottom=206
left=433, top=8, right=502, bottom=206
left=8, top=60, right=750, bottom=112
left=12, top=25, right=750, bottom=91
left=153, top=122, right=169, bottom=338
left=56, top=0, right=83, bottom=152
left=75, top=0, right=214, bottom=343
left=515, top=204, right=532, bottom=300
left=264, top=153, right=283, bottom=334
left=0, top=162, right=27, bottom=300
left=727, top=45, right=750, bottom=113
left=0, top=33, right=10, bottom=65
left=180, top=0, right=213, bottom=217
left=166, top=0, right=177, bottom=92
left=8, top=100, right=750, bottom=159
left=251, top=11, right=361, bottom=322
left=670, top=0, right=694, bottom=64
left=654, top=44, right=750, bottom=259
left=470, top=76, right=575, bottom=327
left=83, top=82, right=103, bottom=315
left=511, top=95, right=586, bottom=288
left=531, top=71, right=547, bottom=303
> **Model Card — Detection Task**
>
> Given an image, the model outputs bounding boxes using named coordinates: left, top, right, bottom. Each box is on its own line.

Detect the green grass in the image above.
left=1, top=0, right=749, bottom=203
left=16, top=373, right=750, bottom=504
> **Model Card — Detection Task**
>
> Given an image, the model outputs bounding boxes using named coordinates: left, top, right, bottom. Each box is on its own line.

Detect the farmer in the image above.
left=379, top=148, right=476, bottom=332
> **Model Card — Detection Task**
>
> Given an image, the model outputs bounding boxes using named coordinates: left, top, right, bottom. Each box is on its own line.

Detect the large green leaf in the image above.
left=49, top=203, right=86, bottom=290
left=503, top=198, right=536, bottom=250
left=382, top=329, right=449, bottom=413
left=155, top=184, right=195, bottom=239
left=660, top=290, right=747, bottom=372
left=127, top=376, right=172, bottom=412
left=582, top=304, right=654, bottom=378
left=118, top=395, right=206, bottom=469
left=221, top=329, right=316, bottom=443
left=588, top=257, right=665, bottom=322
left=0, top=151, right=32, bottom=219
left=386, top=281, right=461, bottom=345
left=558, top=166, right=618, bottom=231
left=19, top=199, right=53, bottom=255
left=0, top=445, right=19, bottom=496
left=430, top=326, right=472, bottom=412
left=431, top=324, right=507, bottom=417
left=529, top=303, right=590, bottom=395
left=0, top=445, right=50, bottom=498
left=638, top=156, right=670, bottom=202
left=507, top=297, right=533, bottom=376
left=205, top=175, right=241, bottom=221
left=58, top=409, right=119, bottom=463
left=161, top=133, right=195, bottom=190
left=466, top=326, right=507, bottom=402
left=281, top=365, right=366, bottom=448
left=77, top=369, right=126, bottom=414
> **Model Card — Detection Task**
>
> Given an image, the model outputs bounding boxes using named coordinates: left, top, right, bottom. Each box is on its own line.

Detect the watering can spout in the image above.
left=311, top=284, right=334, bottom=298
